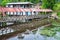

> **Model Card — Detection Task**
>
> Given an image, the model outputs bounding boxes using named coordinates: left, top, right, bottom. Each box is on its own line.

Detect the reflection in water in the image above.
left=23, top=34, right=35, bottom=40
left=46, top=37, right=55, bottom=40
left=6, top=28, right=60, bottom=40
left=23, top=34, right=45, bottom=40
left=0, top=27, right=14, bottom=35
left=7, top=36, right=18, bottom=40
left=7, top=33, right=45, bottom=40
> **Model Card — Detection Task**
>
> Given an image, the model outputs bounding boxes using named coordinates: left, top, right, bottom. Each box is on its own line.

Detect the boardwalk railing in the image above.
left=0, top=14, right=51, bottom=22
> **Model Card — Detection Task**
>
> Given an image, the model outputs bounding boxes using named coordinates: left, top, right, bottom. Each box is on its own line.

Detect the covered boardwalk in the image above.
left=0, top=7, right=52, bottom=16
left=0, top=7, right=52, bottom=22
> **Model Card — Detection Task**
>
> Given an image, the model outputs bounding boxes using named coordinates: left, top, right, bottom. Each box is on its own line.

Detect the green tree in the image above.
left=19, top=0, right=25, bottom=2
left=0, top=0, right=12, bottom=6
left=53, top=3, right=60, bottom=17
left=42, top=0, right=56, bottom=9
left=53, top=3, right=60, bottom=10
left=30, top=0, right=40, bottom=4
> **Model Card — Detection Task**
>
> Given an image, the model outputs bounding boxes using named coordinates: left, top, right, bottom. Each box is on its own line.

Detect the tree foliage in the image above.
left=0, top=0, right=41, bottom=6
left=53, top=3, right=60, bottom=11
left=0, top=0, right=12, bottom=6
left=53, top=3, right=60, bottom=17
left=42, top=0, right=57, bottom=9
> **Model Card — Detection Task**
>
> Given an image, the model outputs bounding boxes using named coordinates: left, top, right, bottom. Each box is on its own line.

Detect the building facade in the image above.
left=6, top=2, right=38, bottom=16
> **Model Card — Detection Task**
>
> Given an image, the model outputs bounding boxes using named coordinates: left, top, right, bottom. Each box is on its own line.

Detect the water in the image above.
left=7, top=36, right=18, bottom=40
left=6, top=27, right=60, bottom=40
left=0, top=27, right=14, bottom=35
left=7, top=33, right=45, bottom=40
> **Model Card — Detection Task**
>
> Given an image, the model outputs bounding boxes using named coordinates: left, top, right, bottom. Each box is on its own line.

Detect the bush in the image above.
left=53, top=3, right=60, bottom=11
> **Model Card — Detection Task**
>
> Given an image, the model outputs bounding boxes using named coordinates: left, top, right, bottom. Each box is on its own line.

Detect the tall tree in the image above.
left=53, top=3, right=60, bottom=11
left=42, top=0, right=56, bottom=9
left=30, top=0, right=40, bottom=4
left=0, top=0, right=12, bottom=6
left=53, top=3, right=60, bottom=17
left=19, top=0, right=25, bottom=2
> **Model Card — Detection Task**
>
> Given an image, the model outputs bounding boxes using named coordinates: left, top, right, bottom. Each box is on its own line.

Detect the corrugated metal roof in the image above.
left=0, top=7, right=52, bottom=12
left=31, top=8, right=52, bottom=12
left=23, top=8, right=32, bottom=12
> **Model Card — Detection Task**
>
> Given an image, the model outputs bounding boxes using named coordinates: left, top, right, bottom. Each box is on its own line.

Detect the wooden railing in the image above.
left=0, top=14, right=51, bottom=22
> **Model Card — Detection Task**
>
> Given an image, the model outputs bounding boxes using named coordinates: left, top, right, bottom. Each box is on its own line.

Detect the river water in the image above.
left=0, top=27, right=14, bottom=35
left=6, top=26, right=60, bottom=40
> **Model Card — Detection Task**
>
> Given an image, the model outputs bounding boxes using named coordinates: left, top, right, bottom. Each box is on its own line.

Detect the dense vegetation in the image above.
left=0, top=0, right=41, bottom=6
left=0, top=0, right=60, bottom=9
left=42, top=0, right=60, bottom=9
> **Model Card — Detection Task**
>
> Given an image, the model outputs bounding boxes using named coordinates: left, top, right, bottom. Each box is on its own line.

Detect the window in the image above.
left=20, top=5, right=24, bottom=8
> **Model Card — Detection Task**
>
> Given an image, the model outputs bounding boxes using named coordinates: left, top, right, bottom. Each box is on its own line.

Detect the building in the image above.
left=6, top=2, right=35, bottom=16
left=0, top=2, right=52, bottom=23
left=6, top=2, right=33, bottom=8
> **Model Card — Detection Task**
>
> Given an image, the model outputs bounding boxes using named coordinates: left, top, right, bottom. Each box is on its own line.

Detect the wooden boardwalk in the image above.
left=0, top=14, right=50, bottom=22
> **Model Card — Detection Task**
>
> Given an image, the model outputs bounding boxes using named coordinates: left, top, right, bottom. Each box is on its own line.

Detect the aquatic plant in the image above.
left=40, top=29, right=56, bottom=37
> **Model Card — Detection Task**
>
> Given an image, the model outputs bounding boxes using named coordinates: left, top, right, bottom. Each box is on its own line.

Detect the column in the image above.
left=23, top=12, right=25, bottom=16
